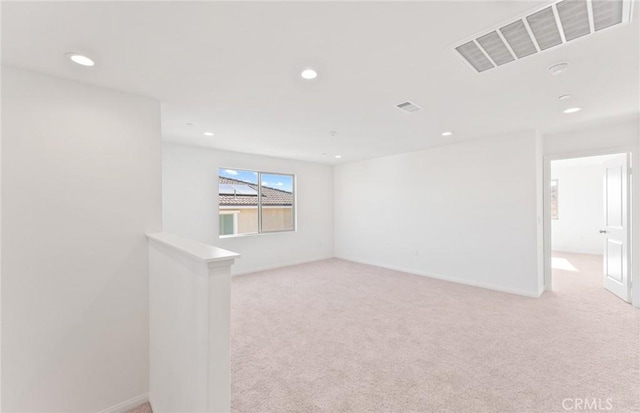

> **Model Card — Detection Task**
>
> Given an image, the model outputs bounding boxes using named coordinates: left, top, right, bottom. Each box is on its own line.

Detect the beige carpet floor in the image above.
left=124, top=402, right=152, bottom=413
left=231, top=255, right=640, bottom=413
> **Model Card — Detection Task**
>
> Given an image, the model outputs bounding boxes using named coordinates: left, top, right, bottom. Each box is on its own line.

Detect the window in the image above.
left=218, top=168, right=295, bottom=237
left=551, top=179, right=559, bottom=219
left=219, top=211, right=238, bottom=236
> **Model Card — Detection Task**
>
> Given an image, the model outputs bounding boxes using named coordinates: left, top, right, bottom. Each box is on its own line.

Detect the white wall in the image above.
left=544, top=116, right=639, bottom=156
left=1, top=67, right=162, bottom=412
left=162, top=143, right=334, bottom=275
left=551, top=161, right=605, bottom=255
left=334, top=130, right=543, bottom=297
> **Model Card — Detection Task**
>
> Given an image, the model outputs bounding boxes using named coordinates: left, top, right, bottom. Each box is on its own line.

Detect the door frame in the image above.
left=543, top=145, right=638, bottom=307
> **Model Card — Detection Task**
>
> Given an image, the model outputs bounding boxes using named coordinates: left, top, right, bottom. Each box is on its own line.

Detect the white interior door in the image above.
left=602, top=154, right=630, bottom=302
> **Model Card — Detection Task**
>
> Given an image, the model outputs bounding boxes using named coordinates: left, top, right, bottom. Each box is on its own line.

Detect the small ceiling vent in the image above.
left=396, top=101, right=423, bottom=113
left=454, top=0, right=633, bottom=73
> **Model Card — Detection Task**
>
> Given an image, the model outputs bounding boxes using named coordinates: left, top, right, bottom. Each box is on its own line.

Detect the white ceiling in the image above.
left=2, top=1, right=638, bottom=164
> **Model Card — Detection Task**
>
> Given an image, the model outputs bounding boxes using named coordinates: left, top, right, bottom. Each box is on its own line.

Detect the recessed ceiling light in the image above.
left=301, top=68, right=318, bottom=80
left=441, top=131, right=453, bottom=137
left=204, top=132, right=214, bottom=136
left=335, top=155, right=342, bottom=159
left=548, top=63, right=568, bottom=75
left=559, top=94, right=571, bottom=100
left=65, top=53, right=95, bottom=67
left=563, top=107, right=582, bottom=114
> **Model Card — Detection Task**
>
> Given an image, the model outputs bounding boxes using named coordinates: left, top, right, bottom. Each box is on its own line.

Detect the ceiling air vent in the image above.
left=396, top=101, right=423, bottom=113
left=499, top=20, right=538, bottom=58
left=454, top=0, right=633, bottom=73
left=455, top=41, right=495, bottom=72
left=556, top=0, right=591, bottom=41
left=476, top=31, right=515, bottom=66
left=593, top=0, right=624, bottom=31
left=526, top=6, right=563, bottom=50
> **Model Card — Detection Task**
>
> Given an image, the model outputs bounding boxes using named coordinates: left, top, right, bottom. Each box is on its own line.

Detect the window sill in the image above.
left=219, top=229, right=296, bottom=239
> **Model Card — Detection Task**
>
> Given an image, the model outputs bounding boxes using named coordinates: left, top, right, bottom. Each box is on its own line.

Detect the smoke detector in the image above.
left=454, top=0, right=633, bottom=73
left=548, top=63, right=569, bottom=75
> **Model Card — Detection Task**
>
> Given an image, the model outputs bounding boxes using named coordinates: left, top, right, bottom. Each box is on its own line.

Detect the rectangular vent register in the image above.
left=455, top=0, right=633, bottom=73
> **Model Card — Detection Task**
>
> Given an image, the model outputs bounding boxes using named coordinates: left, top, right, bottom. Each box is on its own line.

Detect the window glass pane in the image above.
left=218, top=168, right=259, bottom=235
left=219, top=214, right=235, bottom=235
left=260, top=173, right=294, bottom=232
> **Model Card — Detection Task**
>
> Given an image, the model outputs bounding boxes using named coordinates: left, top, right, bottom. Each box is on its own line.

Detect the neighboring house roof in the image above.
left=218, top=176, right=293, bottom=206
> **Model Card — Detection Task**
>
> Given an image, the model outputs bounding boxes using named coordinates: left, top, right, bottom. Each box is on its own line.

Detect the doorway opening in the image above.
left=547, top=153, right=632, bottom=303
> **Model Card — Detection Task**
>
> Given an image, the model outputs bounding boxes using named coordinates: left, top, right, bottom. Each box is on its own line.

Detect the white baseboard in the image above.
left=98, top=393, right=148, bottom=413
left=232, top=256, right=334, bottom=276
left=537, top=285, right=546, bottom=297
left=231, top=254, right=543, bottom=298
left=335, top=255, right=543, bottom=298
